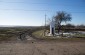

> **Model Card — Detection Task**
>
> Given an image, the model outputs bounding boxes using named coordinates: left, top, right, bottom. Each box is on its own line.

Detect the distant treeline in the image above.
left=60, top=28, right=85, bottom=31
left=45, top=24, right=85, bottom=31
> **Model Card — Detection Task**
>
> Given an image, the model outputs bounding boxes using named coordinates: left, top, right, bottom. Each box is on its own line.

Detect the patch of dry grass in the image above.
left=32, top=30, right=85, bottom=41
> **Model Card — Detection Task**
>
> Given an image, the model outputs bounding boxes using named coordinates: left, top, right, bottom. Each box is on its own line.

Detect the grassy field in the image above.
left=0, top=27, right=35, bottom=41
left=32, top=30, right=85, bottom=41
left=0, top=26, right=85, bottom=41
left=32, top=30, right=45, bottom=37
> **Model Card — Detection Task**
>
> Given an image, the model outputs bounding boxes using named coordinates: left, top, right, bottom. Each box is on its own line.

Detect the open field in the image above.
left=32, top=30, right=85, bottom=39
left=0, top=27, right=37, bottom=41
left=0, top=40, right=85, bottom=55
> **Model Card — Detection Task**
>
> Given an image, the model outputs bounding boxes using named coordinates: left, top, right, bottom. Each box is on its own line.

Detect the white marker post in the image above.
left=50, top=20, right=55, bottom=36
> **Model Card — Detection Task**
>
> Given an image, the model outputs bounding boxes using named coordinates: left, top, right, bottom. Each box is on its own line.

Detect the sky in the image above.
left=0, top=0, right=85, bottom=26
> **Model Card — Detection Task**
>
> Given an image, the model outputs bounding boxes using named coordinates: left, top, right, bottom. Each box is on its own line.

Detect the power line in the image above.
left=0, top=1, right=85, bottom=7
left=0, top=9, right=48, bottom=11
left=0, top=9, right=85, bottom=13
left=0, top=1, right=47, bottom=4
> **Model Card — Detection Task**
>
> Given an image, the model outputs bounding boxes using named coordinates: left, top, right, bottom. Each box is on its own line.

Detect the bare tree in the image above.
left=54, top=11, right=72, bottom=33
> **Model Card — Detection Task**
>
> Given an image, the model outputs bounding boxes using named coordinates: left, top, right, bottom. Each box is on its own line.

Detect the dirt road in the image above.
left=0, top=40, right=85, bottom=55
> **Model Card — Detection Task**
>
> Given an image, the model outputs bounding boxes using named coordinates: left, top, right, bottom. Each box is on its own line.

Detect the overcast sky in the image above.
left=0, top=0, right=85, bottom=26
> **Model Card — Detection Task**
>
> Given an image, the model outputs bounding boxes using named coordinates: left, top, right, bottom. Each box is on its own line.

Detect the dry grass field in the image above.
left=0, top=40, right=85, bottom=55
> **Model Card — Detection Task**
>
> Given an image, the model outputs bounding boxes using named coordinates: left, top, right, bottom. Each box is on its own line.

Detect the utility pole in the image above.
left=45, top=14, right=46, bottom=28
left=44, top=14, right=46, bottom=36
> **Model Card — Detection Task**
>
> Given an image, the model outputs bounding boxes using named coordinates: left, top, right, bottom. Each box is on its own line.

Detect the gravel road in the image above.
left=0, top=39, right=85, bottom=55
